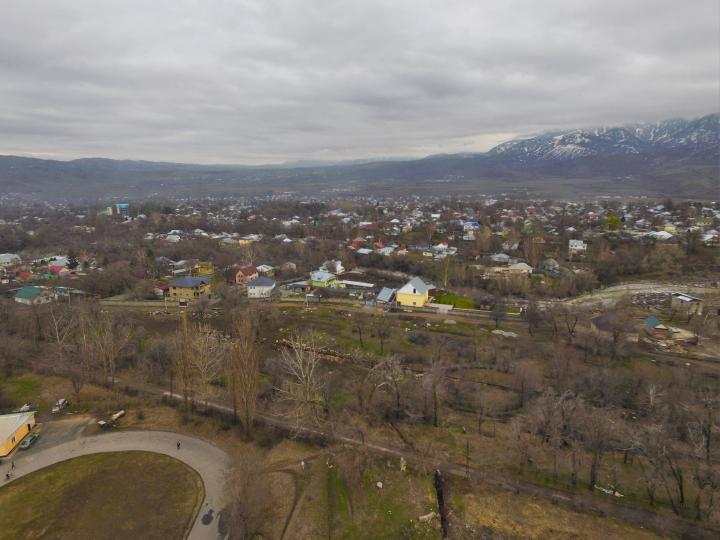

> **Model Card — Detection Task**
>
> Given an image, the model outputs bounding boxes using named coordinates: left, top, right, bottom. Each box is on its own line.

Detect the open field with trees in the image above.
left=0, top=195, right=718, bottom=538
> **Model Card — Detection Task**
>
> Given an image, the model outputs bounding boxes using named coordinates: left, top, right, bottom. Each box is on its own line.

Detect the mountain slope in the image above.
left=0, top=113, right=717, bottom=201
left=487, top=113, right=718, bottom=162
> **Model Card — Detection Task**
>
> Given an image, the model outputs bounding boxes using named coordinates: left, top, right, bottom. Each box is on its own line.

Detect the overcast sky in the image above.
left=0, top=1, right=717, bottom=164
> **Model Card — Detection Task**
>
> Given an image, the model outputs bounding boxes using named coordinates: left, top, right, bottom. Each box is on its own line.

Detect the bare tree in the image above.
left=226, top=450, right=275, bottom=540
left=352, top=313, right=369, bottom=349
left=358, top=354, right=405, bottom=420
left=191, top=323, right=222, bottom=410
left=64, top=302, right=96, bottom=400
left=276, top=333, right=326, bottom=428
left=685, top=386, right=719, bottom=466
left=373, top=314, right=391, bottom=355
left=227, top=316, right=260, bottom=436
left=578, top=404, right=615, bottom=491
left=529, top=390, right=568, bottom=483
left=524, top=298, right=543, bottom=336
left=90, top=310, right=129, bottom=393
left=634, top=425, right=687, bottom=514
left=44, top=303, right=77, bottom=366
left=173, top=315, right=197, bottom=409
left=424, top=337, right=448, bottom=427
left=510, top=416, right=531, bottom=473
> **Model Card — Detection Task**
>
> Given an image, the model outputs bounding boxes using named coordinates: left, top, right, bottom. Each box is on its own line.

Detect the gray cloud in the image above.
left=0, top=0, right=717, bottom=163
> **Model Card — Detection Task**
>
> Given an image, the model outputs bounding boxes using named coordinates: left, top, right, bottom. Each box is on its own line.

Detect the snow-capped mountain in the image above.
left=488, top=113, right=718, bottom=162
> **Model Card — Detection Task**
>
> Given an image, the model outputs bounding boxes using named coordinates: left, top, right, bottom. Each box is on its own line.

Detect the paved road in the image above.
left=31, top=416, right=95, bottom=451
left=2, top=430, right=230, bottom=540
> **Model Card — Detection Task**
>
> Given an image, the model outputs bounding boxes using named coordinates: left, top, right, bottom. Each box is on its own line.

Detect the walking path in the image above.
left=156, top=392, right=717, bottom=540
left=2, top=430, right=230, bottom=540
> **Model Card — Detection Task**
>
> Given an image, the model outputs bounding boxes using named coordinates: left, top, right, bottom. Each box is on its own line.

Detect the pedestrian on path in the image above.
left=11, top=461, right=15, bottom=470
left=177, top=441, right=181, bottom=450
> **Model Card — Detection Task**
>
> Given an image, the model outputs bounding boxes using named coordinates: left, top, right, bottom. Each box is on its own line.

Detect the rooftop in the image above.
left=398, top=277, right=430, bottom=296
left=171, top=276, right=209, bottom=288
left=0, top=411, right=34, bottom=440
left=248, top=276, right=276, bottom=287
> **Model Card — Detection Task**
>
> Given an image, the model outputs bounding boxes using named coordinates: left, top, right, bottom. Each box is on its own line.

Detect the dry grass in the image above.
left=453, top=482, right=667, bottom=540
left=0, top=451, right=202, bottom=540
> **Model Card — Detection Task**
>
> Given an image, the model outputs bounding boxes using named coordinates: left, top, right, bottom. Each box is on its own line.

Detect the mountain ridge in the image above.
left=0, top=113, right=717, bottom=201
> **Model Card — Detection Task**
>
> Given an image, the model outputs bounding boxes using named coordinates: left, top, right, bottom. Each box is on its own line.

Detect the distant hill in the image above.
left=0, top=113, right=717, bottom=202
left=488, top=114, right=718, bottom=162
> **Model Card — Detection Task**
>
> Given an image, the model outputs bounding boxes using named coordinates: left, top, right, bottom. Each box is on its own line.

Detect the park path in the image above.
left=3, top=430, right=231, bottom=540
left=156, top=391, right=716, bottom=540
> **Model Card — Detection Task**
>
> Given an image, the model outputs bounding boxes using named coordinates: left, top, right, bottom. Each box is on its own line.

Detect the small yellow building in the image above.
left=0, top=411, right=36, bottom=456
left=193, top=261, right=215, bottom=277
left=396, top=277, right=431, bottom=307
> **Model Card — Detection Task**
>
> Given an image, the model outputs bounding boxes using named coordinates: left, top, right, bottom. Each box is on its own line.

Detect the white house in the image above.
left=508, top=262, right=533, bottom=275
left=247, top=276, right=277, bottom=298
left=0, top=253, right=21, bottom=267
left=568, top=239, right=587, bottom=258
left=321, top=260, right=345, bottom=274
left=489, top=253, right=510, bottom=265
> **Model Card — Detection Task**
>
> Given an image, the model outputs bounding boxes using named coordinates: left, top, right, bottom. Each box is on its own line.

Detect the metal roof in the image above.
left=0, top=412, right=34, bottom=441
left=247, top=276, right=276, bottom=287
left=171, top=276, right=209, bottom=288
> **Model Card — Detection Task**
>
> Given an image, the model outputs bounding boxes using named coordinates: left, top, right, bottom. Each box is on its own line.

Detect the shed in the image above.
left=0, top=411, right=36, bottom=457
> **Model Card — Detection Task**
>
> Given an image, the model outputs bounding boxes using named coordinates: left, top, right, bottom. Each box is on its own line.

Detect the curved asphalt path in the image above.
left=2, top=430, right=230, bottom=540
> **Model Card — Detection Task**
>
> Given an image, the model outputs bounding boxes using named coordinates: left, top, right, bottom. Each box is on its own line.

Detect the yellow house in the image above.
left=396, top=277, right=431, bottom=307
left=170, top=276, right=212, bottom=301
left=0, top=411, right=36, bottom=456
left=193, top=261, right=215, bottom=277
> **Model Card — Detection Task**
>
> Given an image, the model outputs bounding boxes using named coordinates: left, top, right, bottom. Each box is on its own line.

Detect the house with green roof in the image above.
left=14, top=286, right=56, bottom=305
left=644, top=316, right=670, bottom=339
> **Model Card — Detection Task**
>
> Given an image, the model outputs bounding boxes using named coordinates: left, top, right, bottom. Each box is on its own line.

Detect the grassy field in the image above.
left=0, top=372, right=125, bottom=416
left=292, top=455, right=440, bottom=539
left=0, top=451, right=203, bottom=540
left=432, top=293, right=476, bottom=309
left=450, top=479, right=667, bottom=539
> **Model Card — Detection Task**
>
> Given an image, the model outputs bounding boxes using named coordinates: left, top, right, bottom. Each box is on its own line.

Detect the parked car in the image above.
left=19, top=433, right=39, bottom=449
left=51, top=398, right=69, bottom=414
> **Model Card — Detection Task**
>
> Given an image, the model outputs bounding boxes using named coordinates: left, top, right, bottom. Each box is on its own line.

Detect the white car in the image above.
left=51, top=398, right=69, bottom=414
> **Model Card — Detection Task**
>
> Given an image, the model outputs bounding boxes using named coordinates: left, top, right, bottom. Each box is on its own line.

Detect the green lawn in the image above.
left=433, top=293, right=476, bottom=309
left=0, top=372, right=100, bottom=414
left=0, top=451, right=203, bottom=540
left=2, top=373, right=42, bottom=405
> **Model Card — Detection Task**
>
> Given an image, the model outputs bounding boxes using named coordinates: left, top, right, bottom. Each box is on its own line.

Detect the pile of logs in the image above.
left=274, top=338, right=350, bottom=362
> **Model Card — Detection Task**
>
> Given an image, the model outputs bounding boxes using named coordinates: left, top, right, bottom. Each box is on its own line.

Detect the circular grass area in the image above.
left=0, top=451, right=204, bottom=540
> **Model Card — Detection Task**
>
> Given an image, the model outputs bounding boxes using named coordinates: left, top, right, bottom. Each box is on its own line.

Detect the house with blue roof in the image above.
left=247, top=276, right=276, bottom=298
left=170, top=276, right=211, bottom=301
left=376, top=287, right=397, bottom=305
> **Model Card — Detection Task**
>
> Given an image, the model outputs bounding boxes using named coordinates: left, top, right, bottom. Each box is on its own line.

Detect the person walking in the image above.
left=177, top=441, right=181, bottom=450
left=11, top=461, right=15, bottom=470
